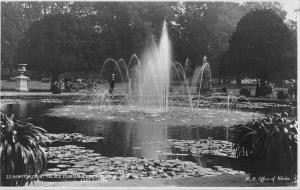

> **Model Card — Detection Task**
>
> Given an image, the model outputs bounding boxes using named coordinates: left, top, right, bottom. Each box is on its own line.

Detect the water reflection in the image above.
left=0, top=100, right=248, bottom=160
left=1, top=100, right=296, bottom=162
left=1, top=100, right=48, bottom=119
left=167, top=125, right=227, bottom=140
left=99, top=120, right=168, bottom=159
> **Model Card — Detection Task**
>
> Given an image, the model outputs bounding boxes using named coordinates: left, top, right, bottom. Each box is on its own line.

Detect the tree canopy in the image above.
left=15, top=14, right=99, bottom=81
left=219, top=9, right=296, bottom=83
left=1, top=1, right=296, bottom=82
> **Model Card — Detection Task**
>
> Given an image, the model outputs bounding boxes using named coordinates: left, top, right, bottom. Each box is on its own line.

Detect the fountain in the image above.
left=98, top=21, right=172, bottom=111
left=89, top=21, right=249, bottom=115
left=2, top=20, right=293, bottom=185
left=133, top=21, right=171, bottom=111
left=69, top=20, right=262, bottom=124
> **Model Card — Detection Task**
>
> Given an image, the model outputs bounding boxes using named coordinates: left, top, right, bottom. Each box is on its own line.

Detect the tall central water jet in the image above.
left=135, top=21, right=171, bottom=111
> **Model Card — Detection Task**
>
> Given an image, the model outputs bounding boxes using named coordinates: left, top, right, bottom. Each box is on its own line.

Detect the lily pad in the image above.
left=47, top=168, right=62, bottom=172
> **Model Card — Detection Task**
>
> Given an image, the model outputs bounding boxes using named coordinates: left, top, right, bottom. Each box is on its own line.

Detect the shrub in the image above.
left=240, top=88, right=250, bottom=97
left=230, top=112, right=297, bottom=182
left=0, top=112, right=49, bottom=186
left=277, top=90, right=289, bottom=100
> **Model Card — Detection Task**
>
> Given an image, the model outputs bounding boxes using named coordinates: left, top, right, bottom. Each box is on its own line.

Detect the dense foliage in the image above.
left=1, top=1, right=295, bottom=82
left=15, top=13, right=99, bottom=82
left=240, top=88, right=250, bottom=97
left=0, top=112, right=49, bottom=186
left=220, top=9, right=296, bottom=84
left=277, top=90, right=289, bottom=100
left=230, top=113, right=297, bottom=181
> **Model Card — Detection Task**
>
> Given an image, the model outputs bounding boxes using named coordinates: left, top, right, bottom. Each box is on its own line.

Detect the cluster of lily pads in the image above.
left=40, top=99, right=63, bottom=104
left=166, top=139, right=236, bottom=158
left=46, top=133, right=104, bottom=143
left=44, top=145, right=245, bottom=181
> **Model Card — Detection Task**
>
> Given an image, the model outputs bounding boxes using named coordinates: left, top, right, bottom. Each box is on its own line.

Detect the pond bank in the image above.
left=1, top=91, right=296, bottom=105
left=31, top=174, right=292, bottom=187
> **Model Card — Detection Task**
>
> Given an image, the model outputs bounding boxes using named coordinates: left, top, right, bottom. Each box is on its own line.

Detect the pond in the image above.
left=1, top=99, right=256, bottom=157
left=0, top=98, right=295, bottom=179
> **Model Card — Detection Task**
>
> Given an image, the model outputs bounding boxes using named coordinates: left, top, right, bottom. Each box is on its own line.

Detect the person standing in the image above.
left=109, top=73, right=116, bottom=94
left=288, top=83, right=294, bottom=100
left=292, top=81, right=297, bottom=100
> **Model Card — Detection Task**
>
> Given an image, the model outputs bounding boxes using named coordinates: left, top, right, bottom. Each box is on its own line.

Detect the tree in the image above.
left=92, top=2, right=172, bottom=59
left=15, top=14, right=99, bottom=83
left=89, top=2, right=172, bottom=80
left=219, top=9, right=295, bottom=84
left=1, top=2, right=29, bottom=77
left=1, top=2, right=96, bottom=79
left=242, top=2, right=287, bottom=20
left=169, top=2, right=245, bottom=79
left=6, top=2, right=295, bottom=83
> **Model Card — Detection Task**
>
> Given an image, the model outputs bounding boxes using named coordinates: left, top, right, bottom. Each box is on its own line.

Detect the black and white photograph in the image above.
left=0, top=0, right=298, bottom=188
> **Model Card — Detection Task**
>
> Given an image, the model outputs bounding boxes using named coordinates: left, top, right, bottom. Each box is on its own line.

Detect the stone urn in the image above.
left=15, top=64, right=29, bottom=91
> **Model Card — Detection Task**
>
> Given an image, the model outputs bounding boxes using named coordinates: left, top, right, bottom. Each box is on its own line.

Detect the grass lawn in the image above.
left=1, top=80, right=51, bottom=91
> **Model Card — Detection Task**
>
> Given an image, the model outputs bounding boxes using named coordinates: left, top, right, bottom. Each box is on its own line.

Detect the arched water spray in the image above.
left=184, top=58, right=191, bottom=79
left=99, top=58, right=117, bottom=80
left=117, top=58, right=130, bottom=82
left=96, top=24, right=214, bottom=113
left=191, top=56, right=212, bottom=95
left=99, top=58, right=128, bottom=94
left=172, top=61, right=193, bottom=111
left=128, top=54, right=143, bottom=105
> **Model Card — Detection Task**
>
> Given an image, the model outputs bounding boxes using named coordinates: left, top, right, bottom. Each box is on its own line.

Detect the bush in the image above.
left=277, top=90, right=289, bottom=100
left=0, top=112, right=49, bottom=186
left=240, top=88, right=250, bottom=97
left=230, top=112, right=297, bottom=182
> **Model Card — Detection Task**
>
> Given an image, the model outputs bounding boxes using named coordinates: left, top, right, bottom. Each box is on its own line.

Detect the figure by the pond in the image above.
left=109, top=73, right=116, bottom=94
left=51, top=80, right=62, bottom=94
left=221, top=86, right=227, bottom=95
left=288, top=81, right=297, bottom=100
left=63, top=78, right=76, bottom=93
left=255, top=80, right=273, bottom=98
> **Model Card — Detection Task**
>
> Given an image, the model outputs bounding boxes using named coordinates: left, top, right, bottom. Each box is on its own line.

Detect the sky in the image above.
left=10, top=0, right=300, bottom=21
left=278, top=0, right=299, bottom=20
left=180, top=0, right=299, bottom=20
left=226, top=0, right=299, bottom=20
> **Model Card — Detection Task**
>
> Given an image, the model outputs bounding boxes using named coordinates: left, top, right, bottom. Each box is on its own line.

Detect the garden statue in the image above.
left=15, top=64, right=29, bottom=91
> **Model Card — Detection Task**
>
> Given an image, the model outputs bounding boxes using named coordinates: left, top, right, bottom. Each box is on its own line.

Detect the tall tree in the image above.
left=92, top=2, right=172, bottom=59
left=15, top=14, right=99, bottom=83
left=0, top=2, right=44, bottom=76
left=219, top=9, right=295, bottom=84
left=1, top=1, right=96, bottom=78
left=1, top=2, right=24, bottom=76
left=242, top=2, right=287, bottom=20
left=169, top=2, right=245, bottom=79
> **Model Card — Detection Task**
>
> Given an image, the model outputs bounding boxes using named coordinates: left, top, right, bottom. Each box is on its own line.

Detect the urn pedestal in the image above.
left=15, top=64, right=29, bottom=92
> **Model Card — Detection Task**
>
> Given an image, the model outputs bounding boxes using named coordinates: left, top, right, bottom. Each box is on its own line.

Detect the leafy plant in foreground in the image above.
left=230, top=112, right=297, bottom=182
left=0, top=112, right=49, bottom=186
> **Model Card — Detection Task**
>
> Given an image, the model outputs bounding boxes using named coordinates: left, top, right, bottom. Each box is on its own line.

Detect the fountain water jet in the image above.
left=95, top=22, right=216, bottom=113
left=133, top=21, right=171, bottom=111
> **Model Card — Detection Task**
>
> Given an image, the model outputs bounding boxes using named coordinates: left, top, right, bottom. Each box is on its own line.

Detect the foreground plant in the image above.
left=230, top=112, right=297, bottom=182
left=0, top=112, right=49, bottom=186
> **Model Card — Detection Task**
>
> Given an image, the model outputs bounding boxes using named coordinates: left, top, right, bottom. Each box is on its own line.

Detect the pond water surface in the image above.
left=1, top=98, right=294, bottom=173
